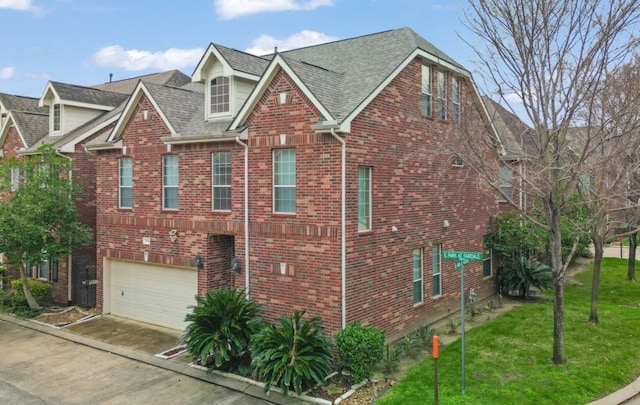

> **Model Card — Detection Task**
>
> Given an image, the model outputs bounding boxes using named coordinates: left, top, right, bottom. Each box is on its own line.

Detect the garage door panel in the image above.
left=110, top=260, right=197, bottom=330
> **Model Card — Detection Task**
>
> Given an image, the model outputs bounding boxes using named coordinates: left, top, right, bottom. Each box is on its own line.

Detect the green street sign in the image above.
left=454, top=259, right=470, bottom=270
left=442, top=251, right=483, bottom=261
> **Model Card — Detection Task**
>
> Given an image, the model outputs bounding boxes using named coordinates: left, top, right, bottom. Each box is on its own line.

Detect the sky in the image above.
left=0, top=0, right=488, bottom=100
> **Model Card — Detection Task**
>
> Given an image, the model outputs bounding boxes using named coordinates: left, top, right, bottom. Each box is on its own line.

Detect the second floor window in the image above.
left=452, top=76, right=461, bottom=123
left=422, top=65, right=432, bottom=116
left=119, top=157, right=132, bottom=209
left=499, top=165, right=513, bottom=201
left=163, top=155, right=178, bottom=210
left=212, top=152, right=231, bottom=211
left=53, top=104, right=61, bottom=132
left=273, top=149, right=296, bottom=213
left=358, top=166, right=372, bottom=231
left=437, top=70, right=447, bottom=120
left=210, top=76, right=230, bottom=115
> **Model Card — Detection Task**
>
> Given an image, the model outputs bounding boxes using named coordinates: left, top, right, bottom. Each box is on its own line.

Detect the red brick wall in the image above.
left=94, top=62, right=499, bottom=340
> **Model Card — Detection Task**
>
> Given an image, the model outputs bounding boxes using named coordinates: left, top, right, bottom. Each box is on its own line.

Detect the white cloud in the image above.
left=0, top=67, right=15, bottom=79
left=214, top=0, right=333, bottom=20
left=90, top=46, right=204, bottom=71
left=245, top=30, right=339, bottom=55
left=0, top=0, right=44, bottom=16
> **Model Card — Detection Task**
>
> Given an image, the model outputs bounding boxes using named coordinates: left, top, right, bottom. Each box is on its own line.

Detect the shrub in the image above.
left=251, top=310, right=333, bottom=396
left=335, top=321, right=385, bottom=383
left=501, top=257, right=552, bottom=297
left=379, top=343, right=403, bottom=375
left=181, top=288, right=263, bottom=372
left=10, top=279, right=53, bottom=307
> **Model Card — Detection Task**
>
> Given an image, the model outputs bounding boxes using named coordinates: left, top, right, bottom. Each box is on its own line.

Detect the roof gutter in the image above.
left=161, top=133, right=247, bottom=145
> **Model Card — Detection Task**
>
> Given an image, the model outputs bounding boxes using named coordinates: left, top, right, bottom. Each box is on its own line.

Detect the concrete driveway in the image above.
left=0, top=317, right=281, bottom=405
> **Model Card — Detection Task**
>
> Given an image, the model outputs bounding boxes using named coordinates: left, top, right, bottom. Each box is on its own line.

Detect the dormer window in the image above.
left=53, top=104, right=61, bottom=132
left=210, top=76, right=230, bottom=115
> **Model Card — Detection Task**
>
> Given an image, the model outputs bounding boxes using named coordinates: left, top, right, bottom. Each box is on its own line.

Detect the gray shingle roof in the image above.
left=49, top=82, right=128, bottom=108
left=11, top=110, right=49, bottom=147
left=91, top=70, right=191, bottom=94
left=142, top=81, right=203, bottom=135
left=212, top=44, right=270, bottom=77
left=0, top=93, right=45, bottom=113
left=278, top=27, right=464, bottom=121
left=482, top=97, right=530, bottom=159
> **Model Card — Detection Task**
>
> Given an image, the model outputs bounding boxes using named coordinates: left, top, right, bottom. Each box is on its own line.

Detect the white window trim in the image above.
left=499, top=165, right=513, bottom=202
left=212, top=152, right=232, bottom=211
left=52, top=103, right=62, bottom=133
left=413, top=248, right=424, bottom=305
left=10, top=166, right=23, bottom=192
left=273, top=149, right=296, bottom=214
left=162, top=155, right=179, bottom=210
left=207, top=75, right=233, bottom=119
left=452, top=76, right=461, bottom=123
left=437, top=70, right=447, bottom=120
left=422, top=65, right=432, bottom=117
left=358, top=166, right=372, bottom=232
left=119, top=157, right=132, bottom=209
left=432, top=244, right=442, bottom=297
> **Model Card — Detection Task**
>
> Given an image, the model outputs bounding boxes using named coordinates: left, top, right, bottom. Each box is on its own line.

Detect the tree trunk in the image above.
left=19, top=263, right=42, bottom=311
left=549, top=198, right=566, bottom=365
left=628, top=232, right=637, bottom=281
left=589, top=238, right=603, bottom=325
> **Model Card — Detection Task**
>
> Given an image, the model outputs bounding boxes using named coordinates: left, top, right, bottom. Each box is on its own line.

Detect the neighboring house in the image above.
left=87, top=27, right=503, bottom=339
left=0, top=71, right=191, bottom=306
left=482, top=96, right=532, bottom=213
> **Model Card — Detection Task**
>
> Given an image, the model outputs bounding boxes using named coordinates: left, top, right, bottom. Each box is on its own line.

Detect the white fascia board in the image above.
left=107, top=82, right=176, bottom=143
left=192, top=43, right=261, bottom=83
left=229, top=54, right=334, bottom=131
left=472, top=80, right=504, bottom=155
left=59, top=100, right=115, bottom=112
left=340, top=49, right=473, bottom=128
left=191, top=43, right=216, bottom=82
left=58, top=113, right=121, bottom=153
left=38, top=82, right=58, bottom=107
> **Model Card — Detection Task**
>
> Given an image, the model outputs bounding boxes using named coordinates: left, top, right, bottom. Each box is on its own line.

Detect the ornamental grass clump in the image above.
left=181, top=288, right=263, bottom=372
left=251, top=310, right=333, bottom=396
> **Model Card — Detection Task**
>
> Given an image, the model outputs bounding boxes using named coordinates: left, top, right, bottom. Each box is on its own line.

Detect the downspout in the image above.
left=330, top=128, right=347, bottom=329
left=56, top=150, right=75, bottom=304
left=235, top=137, right=250, bottom=297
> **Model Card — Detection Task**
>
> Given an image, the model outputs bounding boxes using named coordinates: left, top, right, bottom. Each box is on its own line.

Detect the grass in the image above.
left=376, top=258, right=640, bottom=405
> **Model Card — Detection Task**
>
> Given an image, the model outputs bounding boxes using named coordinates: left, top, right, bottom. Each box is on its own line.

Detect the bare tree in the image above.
left=575, top=58, right=640, bottom=324
left=461, top=0, right=640, bottom=364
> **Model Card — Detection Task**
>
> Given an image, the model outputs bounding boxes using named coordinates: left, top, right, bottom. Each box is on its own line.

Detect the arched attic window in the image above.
left=210, top=76, right=230, bottom=115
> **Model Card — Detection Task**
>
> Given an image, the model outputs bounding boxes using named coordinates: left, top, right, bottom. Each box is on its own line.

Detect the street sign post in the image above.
left=441, top=251, right=483, bottom=395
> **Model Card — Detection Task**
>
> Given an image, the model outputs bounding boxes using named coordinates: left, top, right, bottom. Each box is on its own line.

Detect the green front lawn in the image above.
left=377, top=258, right=640, bottom=405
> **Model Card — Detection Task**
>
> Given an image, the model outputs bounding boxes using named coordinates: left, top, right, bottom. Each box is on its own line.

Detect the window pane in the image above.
left=413, top=248, right=423, bottom=304
left=119, top=158, right=132, bottom=208
left=437, top=71, right=447, bottom=120
left=432, top=245, right=442, bottom=296
left=213, top=152, right=231, bottom=211
left=483, top=235, right=492, bottom=277
left=358, top=167, right=371, bottom=231
left=422, top=65, right=432, bottom=117
left=163, top=155, right=178, bottom=209
left=499, top=166, right=513, bottom=201
left=211, top=76, right=230, bottom=114
left=273, top=149, right=296, bottom=213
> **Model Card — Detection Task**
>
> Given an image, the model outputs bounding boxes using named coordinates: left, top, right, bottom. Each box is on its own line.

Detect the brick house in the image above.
left=84, top=27, right=502, bottom=339
left=0, top=71, right=190, bottom=305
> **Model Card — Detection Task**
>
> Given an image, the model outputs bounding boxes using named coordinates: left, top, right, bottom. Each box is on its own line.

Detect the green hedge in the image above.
left=335, top=321, right=385, bottom=383
left=10, top=279, right=53, bottom=307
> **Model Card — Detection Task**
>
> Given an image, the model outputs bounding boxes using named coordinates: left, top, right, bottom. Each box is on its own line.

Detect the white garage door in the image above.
left=110, top=260, right=198, bottom=330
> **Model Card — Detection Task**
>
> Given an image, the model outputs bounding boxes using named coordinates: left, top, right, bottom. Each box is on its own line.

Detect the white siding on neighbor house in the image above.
left=63, top=105, right=103, bottom=134
left=108, top=260, right=197, bottom=330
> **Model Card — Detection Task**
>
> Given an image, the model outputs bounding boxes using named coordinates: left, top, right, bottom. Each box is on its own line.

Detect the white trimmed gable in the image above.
left=192, top=44, right=260, bottom=122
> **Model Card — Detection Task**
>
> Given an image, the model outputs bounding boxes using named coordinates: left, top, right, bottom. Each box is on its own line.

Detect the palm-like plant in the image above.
left=501, top=257, right=553, bottom=297
left=251, top=311, right=333, bottom=396
left=181, top=288, right=263, bottom=371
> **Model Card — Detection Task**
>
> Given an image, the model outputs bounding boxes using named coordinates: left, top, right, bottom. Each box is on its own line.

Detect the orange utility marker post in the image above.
left=433, top=335, right=439, bottom=405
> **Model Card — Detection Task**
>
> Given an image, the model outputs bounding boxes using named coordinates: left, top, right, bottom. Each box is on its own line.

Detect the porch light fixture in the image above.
left=231, top=257, right=240, bottom=274
left=195, top=253, right=204, bottom=270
